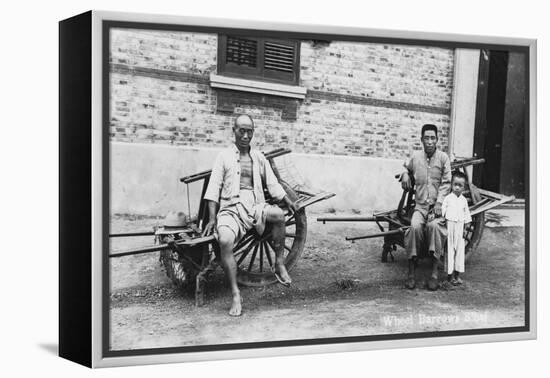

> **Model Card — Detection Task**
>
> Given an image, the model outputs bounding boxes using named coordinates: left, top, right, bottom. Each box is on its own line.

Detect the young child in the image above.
left=442, top=172, right=472, bottom=285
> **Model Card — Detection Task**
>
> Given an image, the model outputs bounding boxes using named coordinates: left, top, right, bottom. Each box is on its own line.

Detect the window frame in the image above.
left=217, top=35, right=301, bottom=86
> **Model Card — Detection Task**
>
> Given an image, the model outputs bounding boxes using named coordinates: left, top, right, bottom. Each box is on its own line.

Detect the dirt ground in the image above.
left=109, top=212, right=525, bottom=351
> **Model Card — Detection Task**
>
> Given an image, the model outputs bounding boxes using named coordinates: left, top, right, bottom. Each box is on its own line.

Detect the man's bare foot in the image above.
left=229, top=292, right=242, bottom=316
left=274, top=264, right=292, bottom=286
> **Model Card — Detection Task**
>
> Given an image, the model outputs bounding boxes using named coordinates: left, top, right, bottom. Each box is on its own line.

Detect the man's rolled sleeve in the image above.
left=404, top=157, right=413, bottom=172
left=436, top=154, right=451, bottom=204
left=203, top=153, right=224, bottom=203
left=400, top=157, right=413, bottom=180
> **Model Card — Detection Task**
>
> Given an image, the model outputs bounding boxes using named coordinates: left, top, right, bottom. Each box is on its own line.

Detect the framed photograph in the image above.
left=59, top=10, right=536, bottom=368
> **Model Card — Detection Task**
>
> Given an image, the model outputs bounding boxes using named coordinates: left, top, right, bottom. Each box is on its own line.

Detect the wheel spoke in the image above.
left=284, top=244, right=292, bottom=253
left=237, top=241, right=256, bottom=265
left=247, top=243, right=260, bottom=272
left=285, top=219, right=296, bottom=226
left=285, top=232, right=296, bottom=238
left=233, top=233, right=255, bottom=253
left=259, top=242, right=264, bottom=272
left=234, top=236, right=255, bottom=257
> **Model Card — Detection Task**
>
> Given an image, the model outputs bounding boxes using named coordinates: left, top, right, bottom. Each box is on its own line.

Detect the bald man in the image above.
left=202, top=115, right=297, bottom=316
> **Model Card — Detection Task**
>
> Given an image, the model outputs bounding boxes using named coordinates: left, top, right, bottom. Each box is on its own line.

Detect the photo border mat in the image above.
left=90, top=10, right=536, bottom=368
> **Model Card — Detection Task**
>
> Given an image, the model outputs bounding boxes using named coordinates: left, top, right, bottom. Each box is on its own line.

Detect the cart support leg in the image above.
left=195, top=258, right=218, bottom=307
left=381, top=240, right=396, bottom=263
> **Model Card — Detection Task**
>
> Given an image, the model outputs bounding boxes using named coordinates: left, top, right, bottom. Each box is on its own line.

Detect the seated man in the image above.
left=399, top=124, right=451, bottom=291
left=202, top=114, right=297, bottom=316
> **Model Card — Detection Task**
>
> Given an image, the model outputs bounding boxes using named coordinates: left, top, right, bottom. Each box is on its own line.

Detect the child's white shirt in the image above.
left=442, top=193, right=472, bottom=223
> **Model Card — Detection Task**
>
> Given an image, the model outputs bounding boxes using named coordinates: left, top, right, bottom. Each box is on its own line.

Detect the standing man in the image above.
left=399, top=124, right=451, bottom=291
left=202, top=114, right=297, bottom=316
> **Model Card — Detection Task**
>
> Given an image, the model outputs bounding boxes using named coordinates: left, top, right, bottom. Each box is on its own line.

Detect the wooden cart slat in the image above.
left=295, top=191, right=335, bottom=211
left=470, top=189, right=515, bottom=216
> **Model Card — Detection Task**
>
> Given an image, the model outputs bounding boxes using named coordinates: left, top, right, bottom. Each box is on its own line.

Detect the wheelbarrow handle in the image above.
left=345, top=227, right=409, bottom=242
left=317, top=216, right=379, bottom=223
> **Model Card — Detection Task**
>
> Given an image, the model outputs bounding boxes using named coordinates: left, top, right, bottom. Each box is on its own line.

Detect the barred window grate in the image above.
left=226, top=37, right=258, bottom=67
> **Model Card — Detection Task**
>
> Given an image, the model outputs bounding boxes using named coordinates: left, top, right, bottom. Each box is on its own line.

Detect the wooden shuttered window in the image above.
left=226, top=37, right=258, bottom=68
left=218, top=35, right=300, bottom=85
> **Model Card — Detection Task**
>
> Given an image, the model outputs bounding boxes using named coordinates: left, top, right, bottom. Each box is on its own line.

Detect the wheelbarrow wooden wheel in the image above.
left=235, top=181, right=307, bottom=286
left=464, top=183, right=484, bottom=260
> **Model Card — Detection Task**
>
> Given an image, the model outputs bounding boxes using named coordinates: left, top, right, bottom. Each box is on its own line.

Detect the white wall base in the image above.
left=110, top=142, right=405, bottom=216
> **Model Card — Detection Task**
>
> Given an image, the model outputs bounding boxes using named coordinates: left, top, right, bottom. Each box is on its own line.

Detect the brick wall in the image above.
left=301, top=42, right=453, bottom=107
left=110, top=29, right=217, bottom=73
left=109, top=29, right=454, bottom=158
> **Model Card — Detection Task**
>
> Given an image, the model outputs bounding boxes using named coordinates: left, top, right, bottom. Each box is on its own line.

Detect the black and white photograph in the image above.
left=106, top=20, right=529, bottom=354
left=5, top=0, right=549, bottom=375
